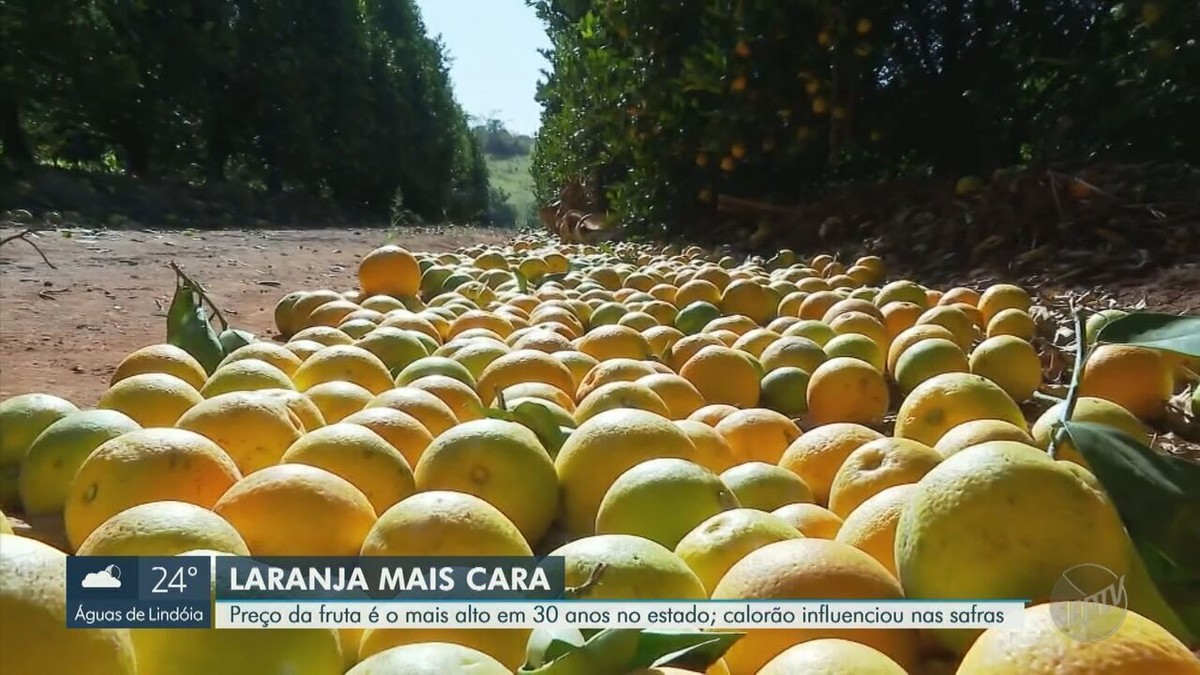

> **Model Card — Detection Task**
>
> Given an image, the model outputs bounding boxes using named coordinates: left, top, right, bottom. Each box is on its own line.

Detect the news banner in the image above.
left=66, top=556, right=1026, bottom=630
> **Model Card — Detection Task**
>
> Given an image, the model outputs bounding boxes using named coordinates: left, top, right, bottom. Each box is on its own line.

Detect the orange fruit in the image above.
left=637, top=374, right=706, bottom=420
left=680, top=346, right=761, bottom=408
left=806, top=357, right=889, bottom=426
left=575, top=324, right=653, bottom=361
left=721, top=462, right=814, bottom=511
left=778, top=423, right=883, bottom=505
left=894, top=372, right=1026, bottom=446
left=1079, top=344, right=1174, bottom=420
left=281, top=423, right=416, bottom=514
left=550, top=534, right=706, bottom=600
left=414, top=419, right=557, bottom=545
left=597, top=458, right=739, bottom=549
left=939, top=287, right=981, bottom=307
left=712, top=538, right=917, bottom=674
left=894, top=337, right=968, bottom=394
left=176, top=392, right=305, bottom=475
left=0, top=534, right=138, bottom=674
left=759, top=639, right=907, bottom=675
left=359, top=245, right=420, bottom=297
left=879, top=301, right=924, bottom=342
left=357, top=628, right=529, bottom=671
left=218, top=342, right=305, bottom=377
left=554, top=409, right=696, bottom=536
left=64, top=428, right=241, bottom=551
left=894, top=441, right=1129, bottom=654
left=958, top=603, right=1200, bottom=674
left=1031, top=396, right=1151, bottom=467
left=213, top=464, right=376, bottom=556
left=200, top=359, right=294, bottom=398
left=798, top=291, right=842, bottom=320
left=758, top=336, right=827, bottom=374
left=361, top=490, right=531, bottom=557
left=476, top=349, right=575, bottom=401
left=977, top=283, right=1032, bottom=325
left=719, top=280, right=779, bottom=325
left=111, top=344, right=208, bottom=390
left=915, top=305, right=976, bottom=351
left=292, top=345, right=394, bottom=394
left=668, top=333, right=725, bottom=370
left=18, top=409, right=142, bottom=516
left=97, top=373, right=203, bottom=428
left=366, top=388, right=459, bottom=437
left=574, top=381, right=671, bottom=423
left=771, top=503, right=843, bottom=539
left=348, top=641, right=510, bottom=674
left=303, top=380, right=374, bottom=423
left=713, top=408, right=801, bottom=464
left=827, top=437, right=940, bottom=518
left=76, top=500, right=249, bottom=556
left=969, top=335, right=1043, bottom=402
left=834, top=483, right=916, bottom=577
left=672, top=420, right=738, bottom=473
left=886, top=324, right=957, bottom=374
left=340, top=407, right=434, bottom=469
left=687, top=403, right=740, bottom=426
left=986, top=308, right=1037, bottom=341
left=407, top=375, right=484, bottom=422
left=674, top=508, right=803, bottom=594
left=934, top=419, right=1035, bottom=459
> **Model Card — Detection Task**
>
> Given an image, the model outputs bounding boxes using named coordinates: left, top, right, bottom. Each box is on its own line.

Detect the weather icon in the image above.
left=82, top=564, right=122, bottom=589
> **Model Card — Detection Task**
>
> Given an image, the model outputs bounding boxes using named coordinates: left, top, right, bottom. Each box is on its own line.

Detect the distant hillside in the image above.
left=486, top=153, right=536, bottom=227
left=473, top=120, right=536, bottom=227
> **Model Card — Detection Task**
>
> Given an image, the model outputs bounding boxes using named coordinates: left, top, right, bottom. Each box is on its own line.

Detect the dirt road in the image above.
left=0, top=226, right=508, bottom=404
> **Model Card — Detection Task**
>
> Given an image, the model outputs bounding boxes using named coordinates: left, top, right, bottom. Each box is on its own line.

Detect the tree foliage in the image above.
left=530, top=0, right=1199, bottom=235
left=1, top=0, right=490, bottom=222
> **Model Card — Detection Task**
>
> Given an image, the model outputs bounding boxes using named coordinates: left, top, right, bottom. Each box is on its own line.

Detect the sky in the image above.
left=415, top=0, right=551, bottom=136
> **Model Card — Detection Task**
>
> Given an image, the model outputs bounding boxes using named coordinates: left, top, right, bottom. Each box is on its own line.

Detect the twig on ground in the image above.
left=0, top=228, right=57, bottom=269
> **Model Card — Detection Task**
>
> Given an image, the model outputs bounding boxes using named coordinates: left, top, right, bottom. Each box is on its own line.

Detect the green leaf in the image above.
left=638, top=631, right=743, bottom=670
left=167, top=274, right=225, bottom=374
left=1096, top=312, right=1200, bottom=358
left=519, top=629, right=641, bottom=675
left=1063, top=420, right=1200, bottom=638
left=514, top=269, right=531, bottom=293
left=485, top=407, right=519, bottom=423
left=218, top=328, right=255, bottom=355
left=510, top=401, right=574, bottom=457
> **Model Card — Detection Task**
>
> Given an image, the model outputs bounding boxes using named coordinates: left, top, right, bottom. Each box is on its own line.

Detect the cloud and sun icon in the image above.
left=81, top=564, right=123, bottom=589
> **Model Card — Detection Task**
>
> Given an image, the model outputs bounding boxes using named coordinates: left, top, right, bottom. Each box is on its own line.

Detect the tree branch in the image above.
left=0, top=228, right=57, bottom=269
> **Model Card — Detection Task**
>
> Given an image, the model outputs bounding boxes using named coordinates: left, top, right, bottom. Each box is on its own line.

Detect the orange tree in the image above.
left=531, top=0, right=1198, bottom=237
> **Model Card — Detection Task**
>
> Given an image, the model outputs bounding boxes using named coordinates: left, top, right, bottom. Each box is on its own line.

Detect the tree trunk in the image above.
left=1, top=88, right=34, bottom=167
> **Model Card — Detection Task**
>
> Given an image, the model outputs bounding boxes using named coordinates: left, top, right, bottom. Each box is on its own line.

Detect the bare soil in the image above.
left=0, top=226, right=508, bottom=404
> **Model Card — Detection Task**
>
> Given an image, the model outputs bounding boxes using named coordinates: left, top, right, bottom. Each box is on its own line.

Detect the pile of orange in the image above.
left=1, top=238, right=1194, bottom=674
